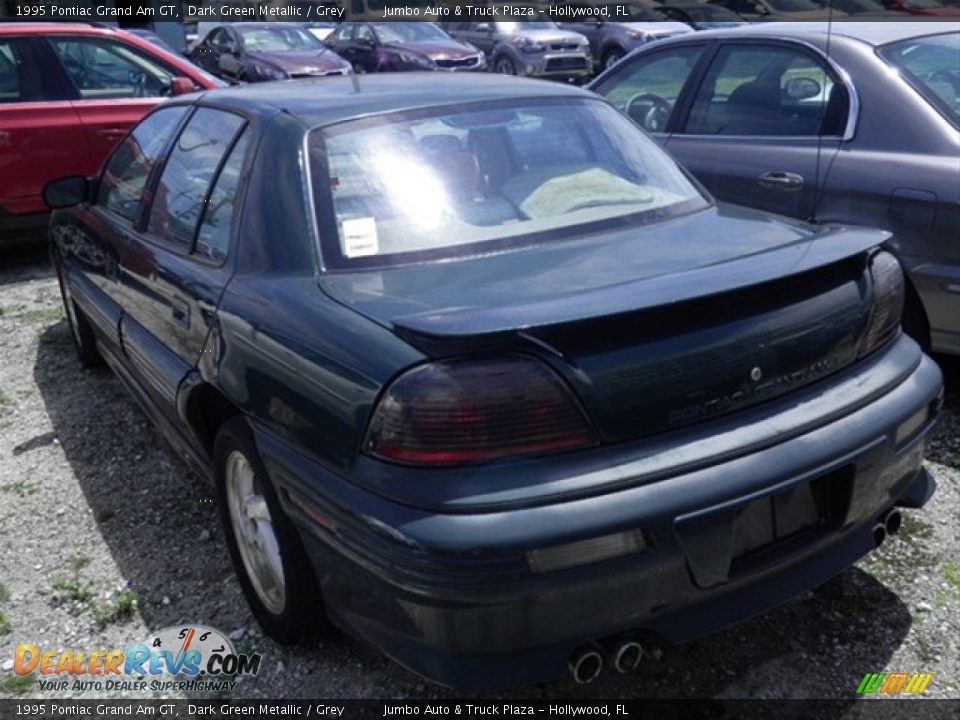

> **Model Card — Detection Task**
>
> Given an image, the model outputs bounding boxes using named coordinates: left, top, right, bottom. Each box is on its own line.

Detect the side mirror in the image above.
left=169, top=76, right=196, bottom=96
left=359, top=37, right=375, bottom=46
left=44, top=176, right=89, bottom=210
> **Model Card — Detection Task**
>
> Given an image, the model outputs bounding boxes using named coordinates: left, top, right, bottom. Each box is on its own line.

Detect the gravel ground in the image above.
left=0, top=247, right=958, bottom=703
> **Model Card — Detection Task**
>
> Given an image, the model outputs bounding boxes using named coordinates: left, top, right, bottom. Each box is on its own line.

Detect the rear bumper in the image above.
left=258, top=336, right=943, bottom=689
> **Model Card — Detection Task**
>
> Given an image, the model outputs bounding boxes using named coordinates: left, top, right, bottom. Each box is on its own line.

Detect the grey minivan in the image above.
left=590, top=22, right=960, bottom=357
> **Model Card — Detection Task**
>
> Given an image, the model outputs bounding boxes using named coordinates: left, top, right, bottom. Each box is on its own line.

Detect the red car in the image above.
left=0, top=24, right=222, bottom=245
left=884, top=0, right=960, bottom=13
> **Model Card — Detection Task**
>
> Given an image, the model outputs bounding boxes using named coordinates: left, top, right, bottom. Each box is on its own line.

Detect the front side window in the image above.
left=49, top=37, right=177, bottom=99
left=879, top=32, right=959, bottom=127
left=0, top=38, right=63, bottom=103
left=99, top=107, right=188, bottom=222
left=331, top=25, right=355, bottom=42
left=310, top=98, right=707, bottom=267
left=147, top=108, right=245, bottom=250
left=592, top=45, right=705, bottom=133
left=685, top=44, right=844, bottom=136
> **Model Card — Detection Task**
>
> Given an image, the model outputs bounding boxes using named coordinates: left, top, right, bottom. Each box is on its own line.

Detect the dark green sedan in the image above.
left=45, top=74, right=942, bottom=689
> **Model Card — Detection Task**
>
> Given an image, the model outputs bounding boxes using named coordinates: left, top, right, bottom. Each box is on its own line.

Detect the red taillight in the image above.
left=364, top=358, right=596, bottom=466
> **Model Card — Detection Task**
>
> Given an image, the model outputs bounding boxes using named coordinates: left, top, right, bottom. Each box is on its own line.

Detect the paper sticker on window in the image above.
left=341, top=217, right=379, bottom=258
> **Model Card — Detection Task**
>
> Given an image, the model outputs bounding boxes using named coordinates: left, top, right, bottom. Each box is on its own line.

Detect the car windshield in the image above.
left=238, top=27, right=322, bottom=52
left=879, top=32, right=960, bottom=125
left=765, top=0, right=821, bottom=9
left=309, top=98, right=707, bottom=267
left=373, top=23, right=451, bottom=43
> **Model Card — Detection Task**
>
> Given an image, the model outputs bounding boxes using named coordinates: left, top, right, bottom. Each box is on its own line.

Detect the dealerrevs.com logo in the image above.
left=13, top=625, right=262, bottom=693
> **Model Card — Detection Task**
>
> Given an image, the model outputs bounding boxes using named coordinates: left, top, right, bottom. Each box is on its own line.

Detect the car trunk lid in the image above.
left=321, top=207, right=884, bottom=441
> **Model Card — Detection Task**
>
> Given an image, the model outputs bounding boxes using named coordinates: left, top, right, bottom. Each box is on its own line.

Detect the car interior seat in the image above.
left=723, top=79, right=783, bottom=135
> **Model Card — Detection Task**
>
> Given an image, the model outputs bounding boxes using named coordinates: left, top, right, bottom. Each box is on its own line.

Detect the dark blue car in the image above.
left=44, top=75, right=942, bottom=689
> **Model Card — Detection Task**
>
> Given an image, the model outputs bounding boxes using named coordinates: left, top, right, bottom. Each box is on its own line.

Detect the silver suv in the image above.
left=446, top=21, right=592, bottom=82
left=559, top=2, right=693, bottom=70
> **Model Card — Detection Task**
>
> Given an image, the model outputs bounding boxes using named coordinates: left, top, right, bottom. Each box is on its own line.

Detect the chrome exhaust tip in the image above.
left=884, top=508, right=903, bottom=536
left=873, top=522, right=887, bottom=548
left=569, top=646, right=604, bottom=685
left=612, top=641, right=644, bottom=674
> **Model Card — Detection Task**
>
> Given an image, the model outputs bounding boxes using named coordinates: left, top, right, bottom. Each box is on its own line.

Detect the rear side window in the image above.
left=0, top=38, right=62, bottom=103
left=99, top=106, right=188, bottom=222
left=195, top=130, right=252, bottom=263
left=49, top=37, right=177, bottom=100
left=147, top=108, right=246, bottom=250
left=685, top=44, right=845, bottom=137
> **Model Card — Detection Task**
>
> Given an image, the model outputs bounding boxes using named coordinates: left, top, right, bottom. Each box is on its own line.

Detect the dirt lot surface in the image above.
left=1, top=248, right=958, bottom=703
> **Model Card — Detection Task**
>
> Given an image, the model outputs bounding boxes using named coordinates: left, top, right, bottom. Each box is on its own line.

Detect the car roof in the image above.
left=0, top=23, right=119, bottom=37
left=679, top=21, right=960, bottom=47
left=194, top=73, right=596, bottom=128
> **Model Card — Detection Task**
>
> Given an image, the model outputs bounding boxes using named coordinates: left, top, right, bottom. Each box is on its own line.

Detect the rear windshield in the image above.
left=879, top=32, right=960, bottom=128
left=308, top=97, right=707, bottom=268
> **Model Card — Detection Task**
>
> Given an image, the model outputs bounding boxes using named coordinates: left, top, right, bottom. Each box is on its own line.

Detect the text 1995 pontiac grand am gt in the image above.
left=45, top=74, right=943, bottom=689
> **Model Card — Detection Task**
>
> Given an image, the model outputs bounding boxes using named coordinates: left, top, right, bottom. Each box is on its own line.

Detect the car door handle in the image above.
left=758, top=172, right=804, bottom=191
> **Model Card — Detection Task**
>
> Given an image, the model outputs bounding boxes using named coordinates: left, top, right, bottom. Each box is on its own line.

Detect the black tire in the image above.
left=55, top=257, right=102, bottom=368
left=493, top=55, right=517, bottom=75
left=214, top=417, right=320, bottom=644
left=602, top=47, right=624, bottom=71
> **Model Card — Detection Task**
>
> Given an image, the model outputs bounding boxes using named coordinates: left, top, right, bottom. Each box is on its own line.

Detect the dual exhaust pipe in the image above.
left=873, top=508, right=903, bottom=548
left=569, top=639, right=644, bottom=684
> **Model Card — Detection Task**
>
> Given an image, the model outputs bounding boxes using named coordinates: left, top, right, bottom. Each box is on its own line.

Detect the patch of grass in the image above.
left=944, top=562, right=960, bottom=598
left=0, top=610, right=11, bottom=636
left=17, top=307, right=63, bottom=325
left=52, top=576, right=93, bottom=604
left=951, top=453, right=960, bottom=470
left=897, top=513, right=934, bottom=542
left=1, top=673, right=35, bottom=694
left=0, top=392, right=9, bottom=406
left=88, top=590, right=138, bottom=628
left=0, top=480, right=40, bottom=497
left=0, top=582, right=9, bottom=604
left=53, top=556, right=138, bottom=627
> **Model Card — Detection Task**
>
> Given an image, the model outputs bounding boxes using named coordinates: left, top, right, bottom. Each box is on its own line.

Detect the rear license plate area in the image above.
left=675, top=466, right=853, bottom=588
